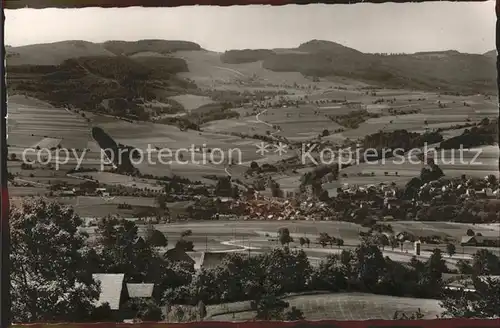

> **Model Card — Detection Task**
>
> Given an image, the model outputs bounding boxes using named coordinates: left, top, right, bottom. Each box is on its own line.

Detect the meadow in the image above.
left=208, top=292, right=443, bottom=320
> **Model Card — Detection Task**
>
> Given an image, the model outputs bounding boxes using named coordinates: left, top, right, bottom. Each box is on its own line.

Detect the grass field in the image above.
left=176, top=50, right=314, bottom=89
left=169, top=94, right=215, bottom=112
left=208, top=292, right=443, bottom=321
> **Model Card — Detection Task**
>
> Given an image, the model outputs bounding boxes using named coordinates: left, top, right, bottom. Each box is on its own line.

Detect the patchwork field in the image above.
left=8, top=95, right=90, bottom=150
left=340, top=145, right=499, bottom=187
left=6, top=45, right=498, bottom=232
left=8, top=70, right=497, bottom=194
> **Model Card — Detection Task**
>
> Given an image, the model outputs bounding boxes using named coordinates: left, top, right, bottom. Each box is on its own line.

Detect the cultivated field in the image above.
left=8, top=95, right=90, bottom=150
left=7, top=43, right=498, bottom=239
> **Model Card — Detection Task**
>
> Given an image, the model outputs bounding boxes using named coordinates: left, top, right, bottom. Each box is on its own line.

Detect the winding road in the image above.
left=224, top=107, right=282, bottom=178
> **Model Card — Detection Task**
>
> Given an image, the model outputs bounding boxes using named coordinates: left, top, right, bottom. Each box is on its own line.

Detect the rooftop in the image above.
left=126, top=283, right=154, bottom=298
left=92, top=273, right=125, bottom=310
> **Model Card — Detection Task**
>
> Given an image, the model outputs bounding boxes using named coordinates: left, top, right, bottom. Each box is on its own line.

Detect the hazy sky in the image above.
left=5, top=2, right=495, bottom=54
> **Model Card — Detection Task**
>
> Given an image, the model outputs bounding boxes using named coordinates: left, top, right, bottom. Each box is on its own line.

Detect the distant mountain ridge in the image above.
left=219, top=40, right=495, bottom=94
left=6, top=40, right=198, bottom=120
left=6, top=39, right=202, bottom=66
left=5, top=39, right=497, bottom=109
left=297, top=39, right=363, bottom=55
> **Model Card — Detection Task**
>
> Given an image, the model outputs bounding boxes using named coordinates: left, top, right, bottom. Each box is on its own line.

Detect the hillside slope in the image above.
left=220, top=40, right=496, bottom=94
left=6, top=39, right=202, bottom=65
left=7, top=55, right=196, bottom=120
left=6, top=40, right=116, bottom=65
left=102, top=40, right=202, bottom=56
left=6, top=39, right=497, bottom=122
left=262, top=41, right=496, bottom=94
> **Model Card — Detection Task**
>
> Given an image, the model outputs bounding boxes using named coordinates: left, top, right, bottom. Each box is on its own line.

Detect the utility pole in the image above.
left=205, top=235, right=208, bottom=252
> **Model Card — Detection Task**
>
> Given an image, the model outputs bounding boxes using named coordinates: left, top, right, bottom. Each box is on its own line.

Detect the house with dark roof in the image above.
left=175, top=251, right=230, bottom=271
left=460, top=235, right=500, bottom=247
left=200, top=252, right=228, bottom=270
left=165, top=248, right=233, bottom=272
left=93, top=274, right=156, bottom=312
left=164, top=247, right=196, bottom=266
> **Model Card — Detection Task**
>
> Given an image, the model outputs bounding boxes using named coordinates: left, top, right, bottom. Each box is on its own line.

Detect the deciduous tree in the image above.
left=10, top=198, right=101, bottom=323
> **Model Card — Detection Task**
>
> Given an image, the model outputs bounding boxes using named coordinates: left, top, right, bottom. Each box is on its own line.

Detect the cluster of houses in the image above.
left=417, top=177, right=500, bottom=201
left=92, top=248, right=232, bottom=315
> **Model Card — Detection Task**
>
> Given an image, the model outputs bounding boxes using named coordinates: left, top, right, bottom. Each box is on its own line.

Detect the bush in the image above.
left=146, top=227, right=168, bottom=247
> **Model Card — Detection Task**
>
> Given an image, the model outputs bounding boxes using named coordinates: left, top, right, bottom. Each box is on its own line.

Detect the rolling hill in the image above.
left=6, top=40, right=116, bottom=66
left=6, top=39, right=497, bottom=122
left=6, top=39, right=202, bottom=65
left=221, top=40, right=496, bottom=94
left=6, top=52, right=197, bottom=120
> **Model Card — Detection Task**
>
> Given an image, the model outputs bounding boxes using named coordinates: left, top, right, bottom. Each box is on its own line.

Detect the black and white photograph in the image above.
left=4, top=1, right=500, bottom=324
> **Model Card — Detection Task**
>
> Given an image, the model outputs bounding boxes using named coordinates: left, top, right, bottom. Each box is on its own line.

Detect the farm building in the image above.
left=164, top=247, right=196, bottom=266
left=460, top=235, right=500, bottom=247
left=92, top=273, right=128, bottom=311
left=92, top=274, right=155, bottom=312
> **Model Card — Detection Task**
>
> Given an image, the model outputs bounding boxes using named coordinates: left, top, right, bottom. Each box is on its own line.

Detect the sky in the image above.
left=4, top=2, right=496, bottom=54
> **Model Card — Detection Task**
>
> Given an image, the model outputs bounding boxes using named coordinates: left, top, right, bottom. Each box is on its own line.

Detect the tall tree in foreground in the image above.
left=277, top=227, right=293, bottom=246
left=446, top=243, right=456, bottom=258
left=251, top=293, right=289, bottom=321
left=145, top=224, right=168, bottom=247
left=354, top=241, right=386, bottom=292
left=155, top=194, right=170, bottom=222
left=95, top=217, right=193, bottom=302
left=10, top=198, right=101, bottom=323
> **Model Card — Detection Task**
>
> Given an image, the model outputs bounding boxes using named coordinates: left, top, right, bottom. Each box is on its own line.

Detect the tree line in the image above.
left=10, top=197, right=500, bottom=323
